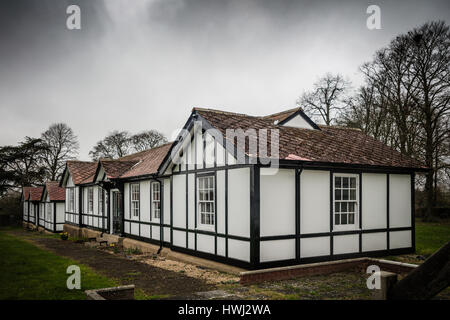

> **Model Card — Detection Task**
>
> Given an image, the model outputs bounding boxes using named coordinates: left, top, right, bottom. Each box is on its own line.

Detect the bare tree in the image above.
left=41, top=123, right=79, bottom=180
left=341, top=21, right=450, bottom=220
left=339, top=84, right=395, bottom=146
left=360, top=35, right=420, bottom=156
left=298, top=73, right=350, bottom=125
left=89, top=130, right=132, bottom=160
left=409, top=21, right=450, bottom=220
left=130, top=130, right=168, bottom=152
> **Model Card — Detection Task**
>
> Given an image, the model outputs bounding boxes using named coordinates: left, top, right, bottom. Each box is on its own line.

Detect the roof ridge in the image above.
left=117, top=142, right=174, bottom=161
left=193, top=107, right=251, bottom=117
left=318, top=124, right=362, bottom=131
left=67, top=160, right=96, bottom=164
left=262, top=107, right=300, bottom=118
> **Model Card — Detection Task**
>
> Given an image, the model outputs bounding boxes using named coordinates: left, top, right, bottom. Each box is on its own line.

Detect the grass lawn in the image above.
left=0, top=218, right=448, bottom=300
left=0, top=230, right=117, bottom=300
left=415, top=219, right=450, bottom=257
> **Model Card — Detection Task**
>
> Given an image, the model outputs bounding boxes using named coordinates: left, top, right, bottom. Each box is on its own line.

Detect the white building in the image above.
left=21, top=186, right=43, bottom=227
left=60, top=107, right=426, bottom=269
left=38, top=181, right=66, bottom=232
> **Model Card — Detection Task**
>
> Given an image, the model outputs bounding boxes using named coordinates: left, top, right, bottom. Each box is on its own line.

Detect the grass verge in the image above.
left=0, top=230, right=117, bottom=299
left=415, top=219, right=450, bottom=257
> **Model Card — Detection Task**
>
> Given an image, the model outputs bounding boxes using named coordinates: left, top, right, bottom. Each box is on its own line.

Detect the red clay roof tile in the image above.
left=26, top=186, right=44, bottom=201
left=66, top=161, right=98, bottom=185
left=118, top=143, right=173, bottom=178
left=44, top=181, right=65, bottom=201
left=194, top=108, right=426, bottom=169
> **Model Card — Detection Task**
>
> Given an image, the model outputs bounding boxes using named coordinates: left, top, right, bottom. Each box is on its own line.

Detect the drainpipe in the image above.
left=153, top=176, right=164, bottom=254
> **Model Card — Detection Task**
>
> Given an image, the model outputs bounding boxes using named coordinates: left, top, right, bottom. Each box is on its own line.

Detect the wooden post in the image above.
left=372, top=271, right=398, bottom=300
left=388, top=241, right=450, bottom=300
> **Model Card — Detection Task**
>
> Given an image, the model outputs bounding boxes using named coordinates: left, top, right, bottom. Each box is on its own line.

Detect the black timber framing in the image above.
left=295, top=167, right=302, bottom=262
left=387, top=174, right=390, bottom=250
left=78, top=186, right=83, bottom=228
left=411, top=173, right=416, bottom=251
left=53, top=202, right=57, bottom=232
left=329, top=170, right=334, bottom=258
left=359, top=172, right=362, bottom=253
left=68, top=147, right=418, bottom=270
left=116, top=182, right=125, bottom=235
left=250, top=165, right=260, bottom=267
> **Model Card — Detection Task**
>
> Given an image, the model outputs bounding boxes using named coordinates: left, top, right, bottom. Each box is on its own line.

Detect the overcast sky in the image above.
left=1, top=0, right=449, bottom=160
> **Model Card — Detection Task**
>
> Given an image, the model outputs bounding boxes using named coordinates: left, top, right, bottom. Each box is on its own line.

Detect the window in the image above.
left=334, top=174, right=358, bottom=227
left=151, top=182, right=161, bottom=219
left=131, top=183, right=140, bottom=217
left=87, top=187, right=94, bottom=213
left=98, top=188, right=104, bottom=215
left=197, top=175, right=215, bottom=227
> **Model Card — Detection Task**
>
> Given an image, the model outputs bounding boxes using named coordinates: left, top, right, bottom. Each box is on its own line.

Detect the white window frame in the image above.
left=87, top=187, right=94, bottom=213
left=151, top=182, right=161, bottom=220
left=197, top=175, right=215, bottom=231
left=130, top=183, right=140, bottom=218
left=333, top=173, right=359, bottom=231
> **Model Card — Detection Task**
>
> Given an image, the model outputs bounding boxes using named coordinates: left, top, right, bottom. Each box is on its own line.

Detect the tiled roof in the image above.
left=66, top=161, right=98, bottom=185
left=28, top=186, right=44, bottom=201
left=99, top=160, right=139, bottom=179
left=44, top=181, right=65, bottom=201
left=118, top=143, right=173, bottom=178
left=262, top=107, right=299, bottom=123
left=194, top=108, right=426, bottom=169
left=22, top=187, right=33, bottom=200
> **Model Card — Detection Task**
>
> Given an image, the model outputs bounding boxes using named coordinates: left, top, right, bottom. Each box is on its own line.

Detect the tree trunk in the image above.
left=388, top=241, right=450, bottom=300
left=423, top=111, right=435, bottom=222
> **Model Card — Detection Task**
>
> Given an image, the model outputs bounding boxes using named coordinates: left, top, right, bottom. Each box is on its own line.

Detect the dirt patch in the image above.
left=126, top=255, right=239, bottom=285
left=8, top=229, right=215, bottom=298
left=8, top=229, right=449, bottom=300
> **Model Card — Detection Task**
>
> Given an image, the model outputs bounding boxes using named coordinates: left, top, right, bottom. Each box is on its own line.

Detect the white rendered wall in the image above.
left=163, top=178, right=171, bottom=243
left=197, top=233, right=215, bottom=254
left=172, top=175, right=186, bottom=229
left=300, top=236, right=330, bottom=258
left=389, top=174, right=412, bottom=228
left=56, top=202, right=65, bottom=231
left=260, top=168, right=295, bottom=237
left=124, top=183, right=129, bottom=220
left=333, top=234, right=359, bottom=255
left=204, top=133, right=215, bottom=168
left=140, top=180, right=150, bottom=223
left=282, top=114, right=315, bottom=129
left=390, top=230, right=412, bottom=249
left=362, top=173, right=387, bottom=229
left=260, top=239, right=295, bottom=262
left=362, top=232, right=387, bottom=251
left=227, top=167, right=250, bottom=238
left=300, top=170, right=330, bottom=234
left=216, top=170, right=226, bottom=235
left=173, top=229, right=186, bottom=248
left=228, top=239, right=250, bottom=262
left=187, top=174, right=195, bottom=230
left=217, top=237, right=226, bottom=257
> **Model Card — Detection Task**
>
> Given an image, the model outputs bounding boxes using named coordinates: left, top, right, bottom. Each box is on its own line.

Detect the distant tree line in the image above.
left=0, top=123, right=79, bottom=196
left=89, top=130, right=168, bottom=160
left=0, top=124, right=167, bottom=197
left=298, top=21, right=450, bottom=220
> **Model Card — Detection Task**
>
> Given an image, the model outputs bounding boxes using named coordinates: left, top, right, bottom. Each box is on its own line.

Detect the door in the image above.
left=112, top=191, right=123, bottom=235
